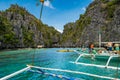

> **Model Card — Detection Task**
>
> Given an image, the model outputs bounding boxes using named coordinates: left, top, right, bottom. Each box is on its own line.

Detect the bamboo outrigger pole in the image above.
left=40, top=0, right=44, bottom=20
left=0, top=67, right=30, bottom=80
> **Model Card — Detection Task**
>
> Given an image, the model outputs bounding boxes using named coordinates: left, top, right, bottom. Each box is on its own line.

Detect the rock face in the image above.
left=60, top=0, right=120, bottom=47
left=0, top=4, right=61, bottom=49
left=1, top=0, right=120, bottom=48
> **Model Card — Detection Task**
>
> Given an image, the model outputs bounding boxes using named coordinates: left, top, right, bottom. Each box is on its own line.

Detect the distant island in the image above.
left=0, top=0, right=120, bottom=49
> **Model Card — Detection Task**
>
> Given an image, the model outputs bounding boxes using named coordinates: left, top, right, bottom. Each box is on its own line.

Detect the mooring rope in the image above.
left=28, top=69, right=79, bottom=80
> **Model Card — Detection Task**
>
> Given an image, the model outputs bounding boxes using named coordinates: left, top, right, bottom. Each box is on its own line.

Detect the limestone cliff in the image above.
left=60, top=0, right=120, bottom=47
left=0, top=4, right=61, bottom=49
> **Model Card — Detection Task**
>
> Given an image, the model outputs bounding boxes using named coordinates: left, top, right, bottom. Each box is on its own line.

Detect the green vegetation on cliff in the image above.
left=60, top=0, right=120, bottom=47
left=42, top=25, right=61, bottom=47
left=22, top=26, right=34, bottom=47
left=6, top=4, right=30, bottom=16
left=60, top=14, right=91, bottom=46
left=0, top=4, right=61, bottom=49
left=0, top=16, right=18, bottom=48
left=101, top=0, right=120, bottom=20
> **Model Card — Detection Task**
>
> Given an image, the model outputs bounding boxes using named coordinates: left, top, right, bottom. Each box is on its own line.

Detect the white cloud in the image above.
left=55, top=28, right=63, bottom=33
left=81, top=7, right=86, bottom=11
left=44, top=0, right=54, bottom=9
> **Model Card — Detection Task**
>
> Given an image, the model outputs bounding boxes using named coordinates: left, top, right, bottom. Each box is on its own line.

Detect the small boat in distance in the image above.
left=57, top=49, right=74, bottom=52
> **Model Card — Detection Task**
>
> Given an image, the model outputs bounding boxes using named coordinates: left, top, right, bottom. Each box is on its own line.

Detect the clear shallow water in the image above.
left=0, top=48, right=120, bottom=80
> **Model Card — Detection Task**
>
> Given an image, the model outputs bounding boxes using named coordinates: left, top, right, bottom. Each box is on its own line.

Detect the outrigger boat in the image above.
left=70, top=50, right=120, bottom=70
left=0, top=49, right=120, bottom=80
left=0, top=48, right=120, bottom=80
left=0, top=65, right=120, bottom=80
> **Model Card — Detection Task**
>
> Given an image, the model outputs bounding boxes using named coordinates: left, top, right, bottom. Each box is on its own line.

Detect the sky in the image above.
left=0, top=0, right=93, bottom=33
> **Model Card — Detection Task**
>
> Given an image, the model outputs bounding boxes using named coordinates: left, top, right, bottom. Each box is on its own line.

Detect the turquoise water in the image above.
left=0, top=48, right=120, bottom=80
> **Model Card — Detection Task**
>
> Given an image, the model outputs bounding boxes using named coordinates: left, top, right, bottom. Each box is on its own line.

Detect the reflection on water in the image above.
left=0, top=48, right=120, bottom=80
